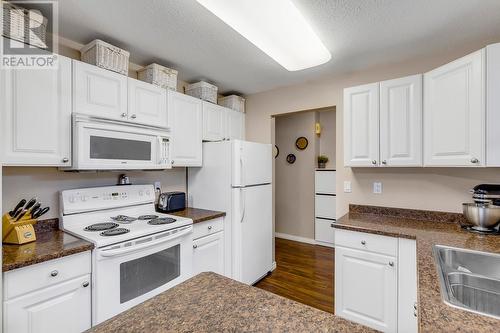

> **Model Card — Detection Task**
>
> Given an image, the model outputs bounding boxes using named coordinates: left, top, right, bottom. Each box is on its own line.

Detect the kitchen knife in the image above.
left=14, top=209, right=28, bottom=221
left=9, top=199, right=26, bottom=217
left=24, top=198, right=38, bottom=211
left=33, top=207, right=49, bottom=219
left=29, top=203, right=41, bottom=217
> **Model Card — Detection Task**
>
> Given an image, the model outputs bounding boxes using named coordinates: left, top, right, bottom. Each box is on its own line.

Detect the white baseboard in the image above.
left=315, top=240, right=335, bottom=248
left=275, top=232, right=316, bottom=245
left=271, top=261, right=277, bottom=271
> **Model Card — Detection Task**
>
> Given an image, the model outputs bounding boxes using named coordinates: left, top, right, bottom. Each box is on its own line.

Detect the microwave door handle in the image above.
left=99, top=227, right=192, bottom=258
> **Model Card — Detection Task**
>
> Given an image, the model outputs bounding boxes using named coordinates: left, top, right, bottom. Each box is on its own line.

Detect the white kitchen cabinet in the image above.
left=167, top=90, right=203, bottom=167
left=424, top=49, right=485, bottom=166
left=193, top=231, right=225, bottom=276
left=315, top=170, right=336, bottom=195
left=315, top=195, right=336, bottom=220
left=486, top=43, right=500, bottom=166
left=4, top=274, right=91, bottom=333
left=0, top=54, right=72, bottom=166
left=315, top=218, right=335, bottom=245
left=202, top=102, right=226, bottom=141
left=380, top=75, right=423, bottom=166
left=73, top=60, right=128, bottom=121
left=226, top=109, right=245, bottom=140
left=344, top=83, right=380, bottom=167
left=314, top=170, right=336, bottom=246
left=128, top=78, right=167, bottom=128
left=398, top=238, right=418, bottom=333
left=335, top=246, right=397, bottom=332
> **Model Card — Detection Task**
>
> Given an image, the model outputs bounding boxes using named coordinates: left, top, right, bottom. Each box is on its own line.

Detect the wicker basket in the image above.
left=218, top=95, right=245, bottom=113
left=137, top=63, right=178, bottom=91
left=2, top=1, right=48, bottom=49
left=80, top=39, right=130, bottom=75
left=185, top=81, right=218, bottom=103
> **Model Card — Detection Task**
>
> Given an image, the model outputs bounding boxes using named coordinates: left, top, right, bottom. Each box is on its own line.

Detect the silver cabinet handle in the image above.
left=131, top=114, right=137, bottom=119
left=121, top=113, right=127, bottom=118
left=62, top=157, right=69, bottom=163
left=413, top=302, right=417, bottom=310
left=330, top=223, right=335, bottom=228
left=208, top=226, right=213, bottom=230
left=413, top=310, right=417, bottom=317
left=361, top=240, right=366, bottom=245
left=50, top=270, right=58, bottom=277
left=381, top=160, right=387, bottom=165
left=82, top=281, right=90, bottom=288
left=389, top=261, right=394, bottom=267
left=471, top=158, right=479, bottom=164
left=371, top=160, right=377, bottom=165
left=171, top=160, right=175, bottom=165
left=193, top=244, right=198, bottom=249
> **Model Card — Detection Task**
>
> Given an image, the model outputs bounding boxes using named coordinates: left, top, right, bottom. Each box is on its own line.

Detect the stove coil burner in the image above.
left=100, top=228, right=130, bottom=236
left=138, top=215, right=159, bottom=220
left=110, top=215, right=137, bottom=223
left=84, top=222, right=119, bottom=232
left=148, top=217, right=177, bottom=225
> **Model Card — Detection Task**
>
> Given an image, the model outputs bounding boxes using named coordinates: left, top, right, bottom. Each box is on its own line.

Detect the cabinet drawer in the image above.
left=193, top=217, right=224, bottom=240
left=335, top=229, right=397, bottom=256
left=315, top=195, right=336, bottom=219
left=315, top=170, right=336, bottom=194
left=3, top=251, right=91, bottom=300
left=315, top=218, right=335, bottom=245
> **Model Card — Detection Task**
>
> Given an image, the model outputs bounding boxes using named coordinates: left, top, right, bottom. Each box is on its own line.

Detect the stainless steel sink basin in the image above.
left=433, top=245, right=500, bottom=319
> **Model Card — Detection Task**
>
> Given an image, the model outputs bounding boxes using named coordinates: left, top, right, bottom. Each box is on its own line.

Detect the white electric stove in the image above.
left=60, top=185, right=193, bottom=325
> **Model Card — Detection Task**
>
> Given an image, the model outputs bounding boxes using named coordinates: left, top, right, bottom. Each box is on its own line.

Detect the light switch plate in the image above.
left=373, top=182, right=382, bottom=194
left=344, top=181, right=352, bottom=193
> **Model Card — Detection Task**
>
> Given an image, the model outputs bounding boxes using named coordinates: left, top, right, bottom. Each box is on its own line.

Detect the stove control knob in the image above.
left=68, top=196, right=76, bottom=203
left=146, top=190, right=151, bottom=196
left=81, top=195, right=88, bottom=202
left=139, top=190, right=144, bottom=196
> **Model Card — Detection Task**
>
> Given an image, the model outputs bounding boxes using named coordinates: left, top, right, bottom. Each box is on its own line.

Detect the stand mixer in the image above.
left=462, top=184, right=500, bottom=233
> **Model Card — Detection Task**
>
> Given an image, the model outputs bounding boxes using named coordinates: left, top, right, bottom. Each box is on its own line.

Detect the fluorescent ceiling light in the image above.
left=196, top=0, right=331, bottom=71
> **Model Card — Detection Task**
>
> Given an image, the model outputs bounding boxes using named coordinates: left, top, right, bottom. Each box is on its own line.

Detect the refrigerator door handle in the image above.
left=240, top=155, right=244, bottom=186
left=240, top=188, right=246, bottom=223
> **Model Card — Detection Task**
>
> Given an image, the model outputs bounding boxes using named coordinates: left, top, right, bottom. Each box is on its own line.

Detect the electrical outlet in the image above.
left=373, top=182, right=382, bottom=194
left=344, top=181, right=352, bottom=193
left=154, top=181, right=161, bottom=191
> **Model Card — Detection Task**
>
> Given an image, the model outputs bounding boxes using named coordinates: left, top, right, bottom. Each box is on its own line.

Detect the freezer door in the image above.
left=232, top=184, right=272, bottom=284
left=232, top=140, right=272, bottom=187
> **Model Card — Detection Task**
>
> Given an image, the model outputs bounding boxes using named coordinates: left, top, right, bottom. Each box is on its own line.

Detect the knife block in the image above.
left=2, top=213, right=37, bottom=245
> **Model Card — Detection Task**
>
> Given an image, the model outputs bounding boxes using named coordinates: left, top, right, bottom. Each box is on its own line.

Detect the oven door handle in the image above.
left=99, top=226, right=192, bottom=258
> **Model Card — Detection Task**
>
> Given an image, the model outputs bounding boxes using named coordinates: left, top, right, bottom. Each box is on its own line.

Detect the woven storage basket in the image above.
left=185, top=81, right=218, bottom=103
left=218, top=95, right=245, bottom=113
left=137, top=63, right=178, bottom=91
left=2, top=1, right=48, bottom=48
left=80, top=39, right=130, bottom=75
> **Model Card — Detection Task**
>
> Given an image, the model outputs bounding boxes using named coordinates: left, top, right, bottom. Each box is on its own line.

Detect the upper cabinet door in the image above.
left=127, top=78, right=167, bottom=128
left=486, top=43, right=500, bottom=166
left=424, top=49, right=485, bottom=166
left=0, top=55, right=72, bottom=166
left=167, top=91, right=203, bottom=167
left=226, top=109, right=245, bottom=140
left=380, top=74, right=423, bottom=167
left=202, top=102, right=225, bottom=141
left=344, top=83, right=380, bottom=167
left=73, top=60, right=127, bottom=121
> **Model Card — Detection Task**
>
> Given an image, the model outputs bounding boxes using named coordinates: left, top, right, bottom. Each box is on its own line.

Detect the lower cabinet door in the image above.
left=193, top=231, right=224, bottom=276
left=335, top=247, right=397, bottom=332
left=4, top=274, right=91, bottom=333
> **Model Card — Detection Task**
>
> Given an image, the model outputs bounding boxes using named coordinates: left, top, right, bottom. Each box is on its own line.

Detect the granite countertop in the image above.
left=2, top=219, right=94, bottom=272
left=87, top=272, right=374, bottom=333
left=169, top=207, right=226, bottom=224
left=335, top=205, right=500, bottom=333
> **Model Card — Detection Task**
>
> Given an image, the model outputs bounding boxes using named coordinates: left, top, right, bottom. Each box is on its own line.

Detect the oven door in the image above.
left=70, top=115, right=171, bottom=170
left=92, top=226, right=193, bottom=325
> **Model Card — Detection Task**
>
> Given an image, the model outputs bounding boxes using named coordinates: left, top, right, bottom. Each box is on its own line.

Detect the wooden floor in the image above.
left=255, top=237, right=334, bottom=313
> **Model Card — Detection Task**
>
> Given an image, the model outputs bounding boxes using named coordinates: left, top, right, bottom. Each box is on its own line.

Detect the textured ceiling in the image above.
left=56, top=0, right=500, bottom=95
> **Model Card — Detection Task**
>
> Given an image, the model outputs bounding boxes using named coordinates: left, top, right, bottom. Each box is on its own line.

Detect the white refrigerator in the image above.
left=188, top=140, right=273, bottom=285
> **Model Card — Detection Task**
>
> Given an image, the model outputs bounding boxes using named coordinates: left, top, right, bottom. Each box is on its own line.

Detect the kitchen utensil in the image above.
left=9, top=199, right=26, bottom=217
left=30, top=203, right=41, bottom=216
left=31, top=207, right=41, bottom=218
left=2, top=213, right=37, bottom=244
left=24, top=197, right=38, bottom=211
left=15, top=209, right=28, bottom=222
left=462, top=203, right=500, bottom=231
left=33, top=207, right=49, bottom=219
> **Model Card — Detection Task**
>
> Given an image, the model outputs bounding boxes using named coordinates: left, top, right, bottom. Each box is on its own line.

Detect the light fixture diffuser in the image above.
left=196, top=0, right=331, bottom=71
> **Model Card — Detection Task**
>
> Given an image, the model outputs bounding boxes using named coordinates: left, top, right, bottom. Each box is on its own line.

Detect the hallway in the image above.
left=255, top=238, right=334, bottom=313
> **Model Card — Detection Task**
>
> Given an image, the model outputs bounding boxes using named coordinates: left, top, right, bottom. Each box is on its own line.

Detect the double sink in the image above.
left=433, top=245, right=500, bottom=319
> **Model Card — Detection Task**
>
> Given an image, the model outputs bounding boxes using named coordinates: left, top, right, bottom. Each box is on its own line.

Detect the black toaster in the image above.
left=157, top=192, right=186, bottom=213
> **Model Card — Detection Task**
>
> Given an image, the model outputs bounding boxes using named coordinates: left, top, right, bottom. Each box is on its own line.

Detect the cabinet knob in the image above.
left=121, top=113, right=127, bottom=118
left=361, top=240, right=366, bottom=245
left=208, top=226, right=213, bottom=230
left=82, top=281, right=90, bottom=288
left=193, top=244, right=198, bottom=249
left=389, top=261, right=394, bottom=267
left=50, top=270, right=58, bottom=277
left=381, top=160, right=387, bottom=165
left=131, top=114, right=137, bottom=119
left=471, top=158, right=479, bottom=164
left=171, top=160, right=175, bottom=165
left=371, top=160, right=377, bottom=165
left=330, top=223, right=335, bottom=228
left=62, top=157, right=69, bottom=163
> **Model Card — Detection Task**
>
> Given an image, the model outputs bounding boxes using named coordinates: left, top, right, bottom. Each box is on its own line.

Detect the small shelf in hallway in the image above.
left=255, top=237, right=334, bottom=313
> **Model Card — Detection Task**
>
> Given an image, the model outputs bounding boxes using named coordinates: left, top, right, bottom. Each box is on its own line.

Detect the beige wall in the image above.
left=246, top=44, right=500, bottom=217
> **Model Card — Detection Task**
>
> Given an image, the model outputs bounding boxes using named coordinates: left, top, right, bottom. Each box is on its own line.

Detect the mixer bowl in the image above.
left=462, top=203, right=500, bottom=231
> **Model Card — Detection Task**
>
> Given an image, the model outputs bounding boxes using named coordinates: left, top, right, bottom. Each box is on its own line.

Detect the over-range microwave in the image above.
left=63, top=114, right=171, bottom=170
